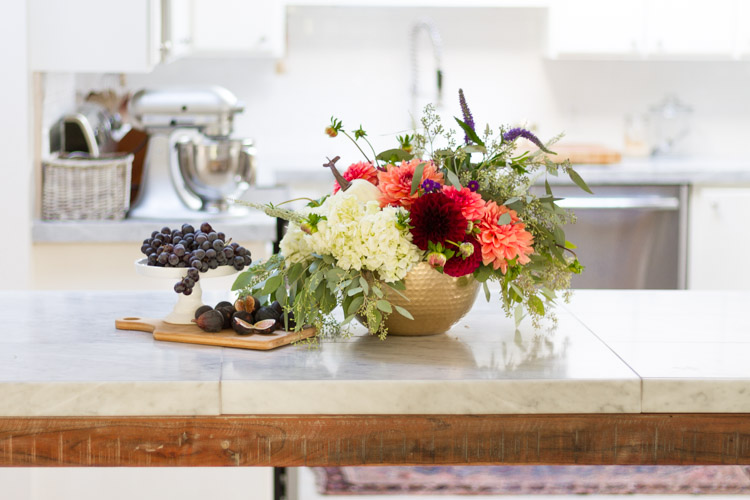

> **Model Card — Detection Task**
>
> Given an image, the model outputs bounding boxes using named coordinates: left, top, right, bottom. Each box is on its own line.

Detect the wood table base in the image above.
left=1, top=414, right=749, bottom=467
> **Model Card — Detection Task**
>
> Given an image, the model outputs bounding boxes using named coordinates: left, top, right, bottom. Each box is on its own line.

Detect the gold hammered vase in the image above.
left=378, top=262, right=480, bottom=336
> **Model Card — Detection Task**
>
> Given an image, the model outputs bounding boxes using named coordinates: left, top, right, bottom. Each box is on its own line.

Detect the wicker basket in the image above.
left=42, top=154, right=133, bottom=221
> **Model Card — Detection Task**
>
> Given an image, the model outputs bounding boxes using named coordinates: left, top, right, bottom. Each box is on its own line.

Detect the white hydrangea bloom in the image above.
left=278, top=192, right=421, bottom=282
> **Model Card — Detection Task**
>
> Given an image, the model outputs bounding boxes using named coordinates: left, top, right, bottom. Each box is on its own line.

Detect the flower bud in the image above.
left=427, top=251, right=447, bottom=268
left=300, top=222, right=317, bottom=235
left=325, top=126, right=338, bottom=138
left=465, top=221, right=474, bottom=233
left=458, top=242, right=475, bottom=259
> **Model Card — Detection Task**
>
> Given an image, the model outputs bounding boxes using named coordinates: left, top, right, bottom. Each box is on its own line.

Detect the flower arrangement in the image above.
left=233, top=90, right=590, bottom=338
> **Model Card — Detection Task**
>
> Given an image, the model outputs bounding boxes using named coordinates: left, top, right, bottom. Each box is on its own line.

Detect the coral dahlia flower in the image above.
left=478, top=201, right=534, bottom=274
left=377, top=159, right=444, bottom=209
left=442, top=185, right=485, bottom=221
left=333, top=161, right=379, bottom=193
left=408, top=192, right=467, bottom=251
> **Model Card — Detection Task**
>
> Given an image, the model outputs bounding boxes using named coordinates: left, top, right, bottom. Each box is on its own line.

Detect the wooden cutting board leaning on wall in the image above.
left=543, top=143, right=621, bottom=164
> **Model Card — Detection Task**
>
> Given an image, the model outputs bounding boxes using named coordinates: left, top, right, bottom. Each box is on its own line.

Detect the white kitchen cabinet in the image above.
left=548, top=0, right=738, bottom=60
left=189, top=0, right=285, bottom=58
left=29, top=0, right=191, bottom=73
left=645, top=0, right=736, bottom=58
left=688, top=186, right=750, bottom=289
left=547, top=0, right=647, bottom=58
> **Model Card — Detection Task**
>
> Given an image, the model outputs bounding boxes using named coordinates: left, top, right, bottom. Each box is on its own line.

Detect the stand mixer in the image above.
left=128, top=86, right=256, bottom=219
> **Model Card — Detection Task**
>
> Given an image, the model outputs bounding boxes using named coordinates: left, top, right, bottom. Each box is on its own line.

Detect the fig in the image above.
left=270, top=300, right=283, bottom=315
left=216, top=305, right=235, bottom=329
left=235, top=295, right=260, bottom=314
left=232, top=310, right=254, bottom=325
left=232, top=316, right=255, bottom=336
left=280, top=311, right=296, bottom=331
left=252, top=319, right=278, bottom=334
left=255, top=305, right=281, bottom=322
left=215, top=300, right=233, bottom=310
left=194, top=309, right=224, bottom=333
left=194, top=305, right=213, bottom=320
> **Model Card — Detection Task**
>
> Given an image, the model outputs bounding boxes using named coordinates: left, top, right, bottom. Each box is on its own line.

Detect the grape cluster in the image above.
left=140, top=222, right=252, bottom=295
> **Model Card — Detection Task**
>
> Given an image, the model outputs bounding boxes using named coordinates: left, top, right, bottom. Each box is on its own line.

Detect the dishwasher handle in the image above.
left=556, top=196, right=680, bottom=210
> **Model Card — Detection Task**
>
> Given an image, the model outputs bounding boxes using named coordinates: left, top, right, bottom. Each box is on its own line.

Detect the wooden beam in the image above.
left=0, top=414, right=749, bottom=467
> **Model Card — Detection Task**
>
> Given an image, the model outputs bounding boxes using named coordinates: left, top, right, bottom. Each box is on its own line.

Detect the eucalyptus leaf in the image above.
left=376, top=148, right=413, bottom=163
left=372, top=286, right=383, bottom=298
left=509, top=283, right=524, bottom=302
left=231, top=271, right=253, bottom=291
left=553, top=226, right=565, bottom=246
left=373, top=309, right=383, bottom=332
left=528, top=295, right=545, bottom=316
left=347, top=287, right=363, bottom=296
left=497, top=212, right=512, bottom=226
left=376, top=300, right=393, bottom=313
left=446, top=169, right=462, bottom=189
left=514, top=304, right=524, bottom=327
left=462, top=145, right=487, bottom=154
left=394, top=305, right=414, bottom=320
left=389, top=280, right=406, bottom=290
left=567, top=168, right=593, bottom=194
left=483, top=281, right=491, bottom=302
left=286, top=262, right=304, bottom=284
left=474, top=265, right=492, bottom=283
left=260, top=274, right=283, bottom=296
left=359, top=276, right=369, bottom=295
left=410, top=162, right=426, bottom=195
left=346, top=296, right=364, bottom=316
left=545, top=179, right=552, bottom=195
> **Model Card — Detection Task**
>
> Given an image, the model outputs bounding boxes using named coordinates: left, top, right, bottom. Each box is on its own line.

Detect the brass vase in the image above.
left=376, top=262, right=480, bottom=336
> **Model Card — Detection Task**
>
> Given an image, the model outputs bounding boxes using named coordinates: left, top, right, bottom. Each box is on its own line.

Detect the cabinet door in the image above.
left=29, top=0, right=161, bottom=73
left=161, top=0, right=194, bottom=62
left=190, top=0, right=285, bottom=57
left=645, top=0, right=736, bottom=57
left=688, top=186, right=750, bottom=289
left=548, top=0, right=646, bottom=58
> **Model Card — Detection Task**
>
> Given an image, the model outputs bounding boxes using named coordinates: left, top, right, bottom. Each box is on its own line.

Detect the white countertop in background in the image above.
left=1, top=289, right=748, bottom=416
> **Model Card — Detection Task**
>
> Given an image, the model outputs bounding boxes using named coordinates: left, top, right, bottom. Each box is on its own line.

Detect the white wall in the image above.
left=101, top=5, right=750, bottom=177
left=0, top=0, right=31, bottom=289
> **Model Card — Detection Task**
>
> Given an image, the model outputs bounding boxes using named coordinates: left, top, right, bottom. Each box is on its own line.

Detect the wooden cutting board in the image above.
left=547, top=143, right=621, bottom=164
left=115, top=317, right=315, bottom=350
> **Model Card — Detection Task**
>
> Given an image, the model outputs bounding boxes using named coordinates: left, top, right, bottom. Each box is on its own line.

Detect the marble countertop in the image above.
left=0, top=289, right=748, bottom=417
left=32, top=186, right=289, bottom=244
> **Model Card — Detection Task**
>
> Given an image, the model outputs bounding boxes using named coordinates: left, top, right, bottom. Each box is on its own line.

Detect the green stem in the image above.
left=361, top=136, right=381, bottom=167
left=275, top=197, right=317, bottom=206
left=341, top=131, right=372, bottom=163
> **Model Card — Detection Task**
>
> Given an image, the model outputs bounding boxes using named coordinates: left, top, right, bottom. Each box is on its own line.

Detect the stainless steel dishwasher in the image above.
left=553, top=184, right=688, bottom=289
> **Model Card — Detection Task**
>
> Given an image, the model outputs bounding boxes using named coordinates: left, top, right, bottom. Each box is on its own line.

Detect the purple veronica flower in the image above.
left=503, top=127, right=553, bottom=153
left=458, top=89, right=475, bottom=144
left=467, top=180, right=480, bottom=192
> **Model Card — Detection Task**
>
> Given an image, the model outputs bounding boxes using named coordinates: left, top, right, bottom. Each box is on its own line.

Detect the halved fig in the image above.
left=252, top=319, right=278, bottom=334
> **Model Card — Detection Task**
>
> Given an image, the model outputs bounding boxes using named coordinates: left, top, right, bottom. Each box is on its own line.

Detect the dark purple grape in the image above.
left=243, top=254, right=252, bottom=265
left=182, top=254, right=191, bottom=263
left=207, top=231, right=218, bottom=242
left=200, top=222, right=212, bottom=233
left=151, top=230, right=159, bottom=238
left=161, top=226, right=171, bottom=235
left=152, top=238, right=163, bottom=248
left=163, top=243, right=174, bottom=253
left=174, top=244, right=186, bottom=257
left=201, top=241, right=211, bottom=251
left=205, top=248, right=217, bottom=260
left=236, top=247, right=246, bottom=257
left=208, top=259, right=218, bottom=270
left=176, top=261, right=187, bottom=268
left=230, top=242, right=239, bottom=249
left=201, top=262, right=210, bottom=273
left=223, top=247, right=234, bottom=259
left=157, top=253, right=169, bottom=265
left=182, top=223, right=194, bottom=234
left=195, top=233, right=207, bottom=245
left=172, top=236, right=182, bottom=245
left=148, top=253, right=158, bottom=264
left=183, top=287, right=193, bottom=296
left=212, top=239, right=224, bottom=251
left=184, top=277, right=195, bottom=288
left=174, top=282, right=186, bottom=293
left=233, top=256, right=244, bottom=268
left=187, top=267, right=199, bottom=280
left=216, top=253, right=227, bottom=265
left=193, top=248, right=206, bottom=260
left=217, top=232, right=225, bottom=241
left=167, top=253, right=179, bottom=266
left=140, top=244, right=151, bottom=255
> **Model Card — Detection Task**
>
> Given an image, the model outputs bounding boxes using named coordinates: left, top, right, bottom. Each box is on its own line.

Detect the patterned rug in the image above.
left=314, top=466, right=750, bottom=495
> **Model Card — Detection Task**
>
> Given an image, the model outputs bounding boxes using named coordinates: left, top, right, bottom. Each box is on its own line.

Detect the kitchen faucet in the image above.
left=410, top=20, right=443, bottom=125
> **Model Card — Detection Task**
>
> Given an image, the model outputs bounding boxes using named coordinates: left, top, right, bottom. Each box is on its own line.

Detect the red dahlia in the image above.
left=444, top=235, right=482, bottom=277
left=409, top=192, right=467, bottom=251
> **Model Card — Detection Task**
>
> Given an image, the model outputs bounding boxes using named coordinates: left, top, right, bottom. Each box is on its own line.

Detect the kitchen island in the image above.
left=0, top=289, right=748, bottom=466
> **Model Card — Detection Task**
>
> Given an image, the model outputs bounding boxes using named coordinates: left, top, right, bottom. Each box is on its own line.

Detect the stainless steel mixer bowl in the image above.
left=175, top=136, right=256, bottom=211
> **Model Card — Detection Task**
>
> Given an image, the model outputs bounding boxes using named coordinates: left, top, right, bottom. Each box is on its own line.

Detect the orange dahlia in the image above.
left=333, top=161, right=379, bottom=193
left=442, top=185, right=486, bottom=221
left=477, top=201, right=534, bottom=274
left=377, top=159, right=444, bottom=209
